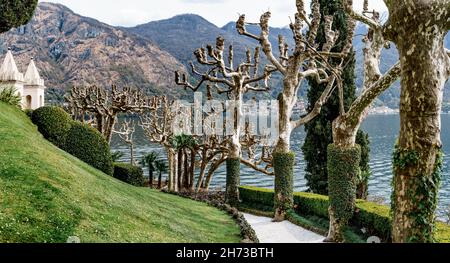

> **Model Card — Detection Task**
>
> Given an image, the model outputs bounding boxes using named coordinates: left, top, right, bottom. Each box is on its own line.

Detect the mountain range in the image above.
left=0, top=2, right=188, bottom=102
left=0, top=2, right=449, bottom=107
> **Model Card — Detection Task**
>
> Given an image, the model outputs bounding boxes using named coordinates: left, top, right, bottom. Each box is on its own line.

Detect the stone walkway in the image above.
left=243, top=213, right=325, bottom=243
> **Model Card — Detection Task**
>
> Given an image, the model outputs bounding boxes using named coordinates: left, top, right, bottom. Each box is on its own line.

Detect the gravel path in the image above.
left=243, top=213, right=325, bottom=243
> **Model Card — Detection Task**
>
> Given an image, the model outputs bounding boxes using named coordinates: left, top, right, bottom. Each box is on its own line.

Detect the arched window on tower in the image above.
left=26, top=95, right=32, bottom=110
left=39, top=95, right=43, bottom=107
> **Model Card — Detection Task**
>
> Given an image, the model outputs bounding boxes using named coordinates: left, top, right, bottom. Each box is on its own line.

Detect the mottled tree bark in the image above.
left=343, top=0, right=450, bottom=243
left=386, top=1, right=450, bottom=242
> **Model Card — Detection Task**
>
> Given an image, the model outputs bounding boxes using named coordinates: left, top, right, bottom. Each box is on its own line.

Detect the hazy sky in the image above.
left=40, top=0, right=388, bottom=27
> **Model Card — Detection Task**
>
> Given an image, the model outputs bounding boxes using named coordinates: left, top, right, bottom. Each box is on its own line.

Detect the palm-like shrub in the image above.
left=141, top=151, right=158, bottom=188
left=154, top=159, right=168, bottom=189
left=0, top=86, right=21, bottom=108
left=170, top=134, right=197, bottom=190
left=111, top=151, right=125, bottom=162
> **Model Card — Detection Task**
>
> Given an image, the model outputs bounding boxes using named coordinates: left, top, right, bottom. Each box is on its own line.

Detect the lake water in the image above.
left=111, top=114, right=450, bottom=220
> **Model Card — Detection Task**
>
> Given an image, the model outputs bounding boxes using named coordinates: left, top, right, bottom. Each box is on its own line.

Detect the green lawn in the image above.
left=0, top=102, right=240, bottom=243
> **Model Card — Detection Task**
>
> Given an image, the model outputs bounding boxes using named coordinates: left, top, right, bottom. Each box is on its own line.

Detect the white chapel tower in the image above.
left=0, top=48, right=25, bottom=98
left=0, top=48, right=46, bottom=110
left=23, top=58, right=46, bottom=109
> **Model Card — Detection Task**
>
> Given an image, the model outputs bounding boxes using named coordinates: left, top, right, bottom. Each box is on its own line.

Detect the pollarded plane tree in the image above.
left=113, top=118, right=136, bottom=165
left=325, top=0, right=402, bottom=242
left=237, top=0, right=355, bottom=220
left=65, top=85, right=155, bottom=143
left=140, top=97, right=228, bottom=193
left=175, top=36, right=276, bottom=205
left=345, top=0, right=450, bottom=243
left=139, top=96, right=179, bottom=191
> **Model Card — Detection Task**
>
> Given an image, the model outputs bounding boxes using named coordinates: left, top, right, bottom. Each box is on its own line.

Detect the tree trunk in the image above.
left=273, top=82, right=297, bottom=222
left=129, top=143, right=134, bottom=165
left=158, top=171, right=162, bottom=189
left=189, top=149, right=196, bottom=192
left=196, top=153, right=208, bottom=192
left=325, top=140, right=360, bottom=242
left=225, top=158, right=240, bottom=207
left=149, top=167, right=153, bottom=188
left=183, top=149, right=189, bottom=190
left=104, top=114, right=117, bottom=143
left=204, top=158, right=226, bottom=191
left=177, top=150, right=183, bottom=190
left=385, top=1, right=449, bottom=243
left=173, top=150, right=179, bottom=192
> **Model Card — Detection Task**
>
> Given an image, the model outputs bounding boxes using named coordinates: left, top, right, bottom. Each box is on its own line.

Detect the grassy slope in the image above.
left=0, top=103, right=240, bottom=243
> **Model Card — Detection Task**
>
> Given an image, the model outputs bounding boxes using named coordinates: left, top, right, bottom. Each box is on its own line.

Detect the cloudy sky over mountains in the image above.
left=41, top=0, right=388, bottom=27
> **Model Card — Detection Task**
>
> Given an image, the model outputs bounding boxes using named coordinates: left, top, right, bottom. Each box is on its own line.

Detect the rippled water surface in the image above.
left=112, top=114, right=450, bottom=220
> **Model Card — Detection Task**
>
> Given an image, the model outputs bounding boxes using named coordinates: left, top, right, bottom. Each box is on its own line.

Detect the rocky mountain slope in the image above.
left=0, top=2, right=187, bottom=99
left=1, top=3, right=448, bottom=107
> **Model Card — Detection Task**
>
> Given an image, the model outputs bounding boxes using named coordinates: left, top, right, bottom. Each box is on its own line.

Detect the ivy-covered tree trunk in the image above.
left=325, top=144, right=360, bottom=243
left=386, top=1, right=450, bottom=242
left=225, top=158, right=240, bottom=207
left=225, top=88, right=243, bottom=206
left=273, top=79, right=297, bottom=222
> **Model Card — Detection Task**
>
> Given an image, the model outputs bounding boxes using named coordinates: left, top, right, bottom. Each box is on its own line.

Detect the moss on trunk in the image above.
left=225, top=158, right=241, bottom=207
left=326, top=144, right=360, bottom=242
left=273, top=152, right=295, bottom=221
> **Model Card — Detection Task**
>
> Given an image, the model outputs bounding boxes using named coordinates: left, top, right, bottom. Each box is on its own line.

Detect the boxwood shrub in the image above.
left=64, top=122, right=113, bottom=175
left=239, top=186, right=450, bottom=243
left=113, top=163, right=145, bottom=187
left=31, top=106, right=73, bottom=148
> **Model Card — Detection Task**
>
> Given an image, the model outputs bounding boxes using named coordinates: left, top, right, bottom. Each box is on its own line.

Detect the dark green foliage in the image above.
left=113, top=163, right=145, bottom=187
left=31, top=106, right=73, bottom=148
left=302, top=0, right=371, bottom=196
left=0, top=86, right=21, bottom=108
left=0, top=0, right=38, bottom=33
left=225, top=158, right=241, bottom=207
left=111, top=151, right=125, bottom=162
left=154, top=159, right=168, bottom=188
left=23, top=109, right=33, bottom=119
left=327, top=144, right=360, bottom=223
left=356, top=131, right=371, bottom=199
left=64, top=122, right=113, bottom=175
left=141, top=151, right=158, bottom=188
left=273, top=152, right=295, bottom=213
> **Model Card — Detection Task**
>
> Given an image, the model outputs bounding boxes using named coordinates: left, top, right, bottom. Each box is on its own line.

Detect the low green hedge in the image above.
left=31, top=106, right=73, bottom=148
left=113, top=163, right=145, bottom=186
left=64, top=122, right=113, bottom=175
left=239, top=186, right=450, bottom=243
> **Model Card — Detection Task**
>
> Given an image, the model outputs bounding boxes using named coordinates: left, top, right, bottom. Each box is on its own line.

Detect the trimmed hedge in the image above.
left=31, top=106, right=73, bottom=148
left=113, top=163, right=145, bottom=186
left=64, top=122, right=113, bottom=175
left=239, top=186, right=450, bottom=243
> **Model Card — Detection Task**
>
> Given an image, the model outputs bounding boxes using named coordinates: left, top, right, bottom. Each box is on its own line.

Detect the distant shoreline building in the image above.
left=0, top=48, right=46, bottom=110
